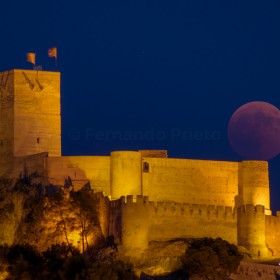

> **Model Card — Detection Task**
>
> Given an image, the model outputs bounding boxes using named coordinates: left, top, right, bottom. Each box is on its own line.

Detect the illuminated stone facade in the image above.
left=0, top=69, right=61, bottom=175
left=1, top=69, right=280, bottom=257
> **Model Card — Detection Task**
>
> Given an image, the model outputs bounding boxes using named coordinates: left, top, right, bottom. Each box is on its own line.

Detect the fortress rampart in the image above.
left=104, top=195, right=276, bottom=256
left=108, top=195, right=237, bottom=251
left=6, top=151, right=270, bottom=212
left=46, top=156, right=111, bottom=195
left=265, top=213, right=280, bottom=256
left=141, top=157, right=240, bottom=207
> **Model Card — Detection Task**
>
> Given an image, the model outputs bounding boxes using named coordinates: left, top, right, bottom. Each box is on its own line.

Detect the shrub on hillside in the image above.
left=182, top=237, right=243, bottom=280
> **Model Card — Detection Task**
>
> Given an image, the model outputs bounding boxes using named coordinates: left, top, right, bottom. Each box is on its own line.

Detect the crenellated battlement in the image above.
left=238, top=204, right=266, bottom=218
left=265, top=211, right=280, bottom=256
left=266, top=212, right=280, bottom=225
left=109, top=195, right=236, bottom=220
left=151, top=202, right=236, bottom=221
left=99, top=193, right=280, bottom=256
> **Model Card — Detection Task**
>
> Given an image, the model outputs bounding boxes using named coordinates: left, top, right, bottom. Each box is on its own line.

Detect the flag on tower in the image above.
left=48, top=47, right=57, bottom=59
left=26, top=53, right=36, bottom=65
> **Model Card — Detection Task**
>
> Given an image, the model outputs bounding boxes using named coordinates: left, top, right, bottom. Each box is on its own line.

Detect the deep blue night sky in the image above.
left=1, top=1, right=280, bottom=210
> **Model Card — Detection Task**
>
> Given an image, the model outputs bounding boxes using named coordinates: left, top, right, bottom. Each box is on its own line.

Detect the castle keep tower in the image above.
left=0, top=70, right=61, bottom=173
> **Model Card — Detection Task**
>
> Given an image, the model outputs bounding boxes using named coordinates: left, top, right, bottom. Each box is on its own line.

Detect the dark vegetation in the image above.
left=0, top=242, right=138, bottom=280
left=182, top=237, right=243, bottom=280
left=0, top=238, right=244, bottom=280
left=140, top=237, right=243, bottom=280
left=0, top=175, right=244, bottom=279
left=0, top=175, right=139, bottom=279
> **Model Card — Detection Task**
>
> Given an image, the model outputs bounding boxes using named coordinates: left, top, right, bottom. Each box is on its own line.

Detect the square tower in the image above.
left=0, top=69, right=61, bottom=164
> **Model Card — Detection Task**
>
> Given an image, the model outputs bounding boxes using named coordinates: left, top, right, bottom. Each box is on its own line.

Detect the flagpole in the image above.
left=34, top=53, right=36, bottom=70
left=55, top=48, right=58, bottom=68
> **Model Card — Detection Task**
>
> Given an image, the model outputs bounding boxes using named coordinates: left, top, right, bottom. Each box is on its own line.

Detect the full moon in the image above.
left=228, top=101, right=280, bottom=160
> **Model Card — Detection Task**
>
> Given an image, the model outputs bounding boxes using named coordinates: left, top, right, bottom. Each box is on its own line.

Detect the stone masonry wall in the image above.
left=265, top=212, right=280, bottom=257
left=13, top=70, right=61, bottom=157
left=238, top=204, right=267, bottom=257
left=142, top=157, right=240, bottom=206
left=0, top=70, right=14, bottom=176
left=47, top=156, right=111, bottom=193
left=149, top=199, right=237, bottom=244
left=109, top=195, right=238, bottom=251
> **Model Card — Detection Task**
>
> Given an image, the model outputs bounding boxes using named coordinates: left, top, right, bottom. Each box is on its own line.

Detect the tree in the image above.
left=52, top=189, right=71, bottom=248
left=70, top=187, right=99, bottom=253
left=182, top=237, right=243, bottom=280
left=43, top=243, right=79, bottom=274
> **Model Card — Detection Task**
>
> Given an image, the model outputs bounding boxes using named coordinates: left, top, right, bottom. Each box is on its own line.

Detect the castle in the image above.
left=1, top=69, right=280, bottom=258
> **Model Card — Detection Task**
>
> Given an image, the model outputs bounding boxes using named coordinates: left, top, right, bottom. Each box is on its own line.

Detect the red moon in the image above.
left=228, top=101, right=280, bottom=160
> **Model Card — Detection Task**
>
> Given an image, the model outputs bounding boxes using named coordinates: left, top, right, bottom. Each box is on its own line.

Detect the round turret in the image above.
left=110, top=151, right=142, bottom=199
left=240, top=160, right=271, bottom=214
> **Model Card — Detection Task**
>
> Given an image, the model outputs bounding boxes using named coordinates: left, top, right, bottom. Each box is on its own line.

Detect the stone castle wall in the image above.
left=148, top=199, right=237, bottom=244
left=47, top=156, right=111, bottom=195
left=6, top=150, right=271, bottom=216
left=265, top=213, right=280, bottom=257
left=5, top=153, right=111, bottom=195
left=142, top=157, right=240, bottom=207
left=13, top=152, right=48, bottom=179
left=0, top=71, right=15, bottom=175
left=108, top=195, right=238, bottom=251
left=106, top=195, right=280, bottom=257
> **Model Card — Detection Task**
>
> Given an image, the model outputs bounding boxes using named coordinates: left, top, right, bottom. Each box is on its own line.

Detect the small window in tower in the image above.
left=37, top=138, right=40, bottom=144
left=0, top=141, right=3, bottom=147
left=143, top=162, right=150, bottom=173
